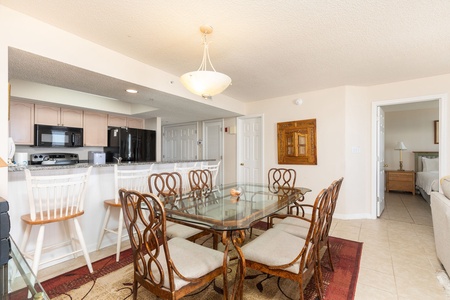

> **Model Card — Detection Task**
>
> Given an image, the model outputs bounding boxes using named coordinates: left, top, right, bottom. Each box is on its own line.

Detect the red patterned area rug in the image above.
left=41, top=248, right=134, bottom=298
left=41, top=232, right=362, bottom=299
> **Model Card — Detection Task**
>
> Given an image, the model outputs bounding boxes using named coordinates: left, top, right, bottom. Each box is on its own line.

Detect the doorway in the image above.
left=372, top=94, right=447, bottom=218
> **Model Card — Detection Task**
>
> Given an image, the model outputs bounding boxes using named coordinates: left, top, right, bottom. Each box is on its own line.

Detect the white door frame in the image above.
left=376, top=106, right=386, bottom=217
left=237, top=114, right=264, bottom=183
left=371, top=94, right=448, bottom=218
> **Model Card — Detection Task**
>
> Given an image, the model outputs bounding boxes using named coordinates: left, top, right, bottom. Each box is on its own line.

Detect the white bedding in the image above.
left=416, top=171, right=439, bottom=195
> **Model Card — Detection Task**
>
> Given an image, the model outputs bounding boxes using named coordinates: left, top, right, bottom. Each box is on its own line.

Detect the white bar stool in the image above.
left=20, top=166, right=93, bottom=277
left=97, top=164, right=153, bottom=261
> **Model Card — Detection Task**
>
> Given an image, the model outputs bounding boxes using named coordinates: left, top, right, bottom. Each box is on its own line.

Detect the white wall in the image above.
left=344, top=86, right=372, bottom=218
left=240, top=80, right=448, bottom=219
left=385, top=109, right=439, bottom=171
left=245, top=87, right=347, bottom=209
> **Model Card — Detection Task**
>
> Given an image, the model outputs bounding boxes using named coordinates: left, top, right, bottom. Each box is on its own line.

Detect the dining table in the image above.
left=162, top=182, right=311, bottom=300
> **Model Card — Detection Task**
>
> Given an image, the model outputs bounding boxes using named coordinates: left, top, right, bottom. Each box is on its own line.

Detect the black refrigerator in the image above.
left=104, top=127, right=156, bottom=162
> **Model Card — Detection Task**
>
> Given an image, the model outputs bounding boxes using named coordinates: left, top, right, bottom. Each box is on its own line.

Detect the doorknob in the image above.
left=240, top=163, right=244, bottom=166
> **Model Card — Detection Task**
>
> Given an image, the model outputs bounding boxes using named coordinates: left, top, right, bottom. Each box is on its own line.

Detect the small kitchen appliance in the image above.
left=88, top=151, right=106, bottom=165
left=34, top=124, right=83, bottom=147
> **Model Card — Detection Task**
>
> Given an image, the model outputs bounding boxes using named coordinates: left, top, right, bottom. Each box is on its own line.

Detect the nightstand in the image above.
left=385, top=170, right=415, bottom=195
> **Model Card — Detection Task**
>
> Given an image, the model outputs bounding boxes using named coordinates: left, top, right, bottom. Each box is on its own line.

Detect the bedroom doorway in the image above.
left=372, top=94, right=447, bottom=219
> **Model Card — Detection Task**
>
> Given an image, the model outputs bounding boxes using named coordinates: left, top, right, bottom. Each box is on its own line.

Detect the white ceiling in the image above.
left=3, top=1, right=450, bottom=120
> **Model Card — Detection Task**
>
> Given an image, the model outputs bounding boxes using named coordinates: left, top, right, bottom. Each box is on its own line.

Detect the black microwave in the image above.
left=34, top=125, right=83, bottom=147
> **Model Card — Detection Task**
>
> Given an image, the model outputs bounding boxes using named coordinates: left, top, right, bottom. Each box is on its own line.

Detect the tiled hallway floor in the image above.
left=38, top=192, right=450, bottom=299
left=330, top=192, right=450, bottom=299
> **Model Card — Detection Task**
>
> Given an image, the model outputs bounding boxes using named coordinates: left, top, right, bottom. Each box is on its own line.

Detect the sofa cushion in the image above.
left=440, top=176, right=450, bottom=199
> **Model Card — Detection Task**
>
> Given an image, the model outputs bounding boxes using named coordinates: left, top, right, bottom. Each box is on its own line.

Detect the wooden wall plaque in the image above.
left=277, top=119, right=317, bottom=165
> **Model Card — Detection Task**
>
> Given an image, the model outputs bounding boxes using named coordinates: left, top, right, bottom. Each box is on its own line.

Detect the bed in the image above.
left=414, top=151, right=439, bottom=203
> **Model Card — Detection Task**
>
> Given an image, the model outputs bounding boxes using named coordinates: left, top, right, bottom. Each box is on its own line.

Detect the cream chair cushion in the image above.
left=145, top=237, right=224, bottom=291
left=440, top=176, right=450, bottom=199
left=241, top=228, right=306, bottom=274
left=166, top=221, right=204, bottom=239
left=273, top=217, right=309, bottom=239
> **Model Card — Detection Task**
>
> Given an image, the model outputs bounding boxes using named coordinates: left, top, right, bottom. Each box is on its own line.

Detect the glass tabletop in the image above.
left=164, top=183, right=311, bottom=231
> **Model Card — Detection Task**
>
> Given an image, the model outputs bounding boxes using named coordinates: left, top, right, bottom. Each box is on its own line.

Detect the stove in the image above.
left=30, top=153, right=79, bottom=166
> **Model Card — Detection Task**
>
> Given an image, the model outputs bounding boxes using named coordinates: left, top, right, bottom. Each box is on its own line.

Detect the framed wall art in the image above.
left=277, top=118, right=317, bottom=165
left=434, top=120, right=439, bottom=144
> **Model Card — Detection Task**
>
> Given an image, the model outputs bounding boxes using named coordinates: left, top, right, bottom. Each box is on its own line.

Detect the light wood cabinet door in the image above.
left=10, top=101, right=34, bottom=145
left=107, top=115, right=127, bottom=127
left=35, top=104, right=60, bottom=126
left=60, top=108, right=83, bottom=127
left=127, top=117, right=144, bottom=129
left=83, top=111, right=108, bottom=146
left=35, top=105, right=82, bottom=127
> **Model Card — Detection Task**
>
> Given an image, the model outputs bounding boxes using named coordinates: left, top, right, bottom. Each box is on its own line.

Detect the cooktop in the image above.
left=30, top=153, right=79, bottom=165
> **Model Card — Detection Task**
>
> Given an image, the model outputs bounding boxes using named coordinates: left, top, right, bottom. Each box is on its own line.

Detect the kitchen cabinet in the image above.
left=107, top=115, right=127, bottom=127
left=83, top=111, right=108, bottom=146
left=35, top=104, right=83, bottom=127
left=107, top=114, right=144, bottom=129
left=10, top=101, right=34, bottom=145
left=127, top=117, right=144, bottom=129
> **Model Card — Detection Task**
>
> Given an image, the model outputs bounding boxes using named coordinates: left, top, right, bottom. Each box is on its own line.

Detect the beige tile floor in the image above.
left=333, top=192, right=450, bottom=300
left=38, top=191, right=450, bottom=299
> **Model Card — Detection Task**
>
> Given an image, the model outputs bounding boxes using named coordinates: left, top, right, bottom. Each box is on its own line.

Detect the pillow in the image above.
left=422, top=157, right=439, bottom=172
left=440, top=175, right=450, bottom=199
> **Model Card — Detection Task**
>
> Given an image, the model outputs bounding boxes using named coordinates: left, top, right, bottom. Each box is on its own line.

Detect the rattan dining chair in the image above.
left=97, top=164, right=154, bottom=262
left=188, top=169, right=213, bottom=202
left=270, top=177, right=344, bottom=294
left=201, top=161, right=221, bottom=192
left=242, top=186, right=332, bottom=300
left=21, top=167, right=93, bottom=277
left=188, top=169, right=219, bottom=248
left=173, top=163, right=197, bottom=196
left=249, top=167, right=297, bottom=237
left=119, top=189, right=228, bottom=300
left=148, top=172, right=210, bottom=242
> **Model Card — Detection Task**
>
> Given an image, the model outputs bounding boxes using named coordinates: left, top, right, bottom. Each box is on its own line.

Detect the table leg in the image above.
left=223, top=230, right=246, bottom=300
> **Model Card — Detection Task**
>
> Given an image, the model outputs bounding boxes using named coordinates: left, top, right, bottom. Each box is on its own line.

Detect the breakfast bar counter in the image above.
left=7, top=160, right=214, bottom=271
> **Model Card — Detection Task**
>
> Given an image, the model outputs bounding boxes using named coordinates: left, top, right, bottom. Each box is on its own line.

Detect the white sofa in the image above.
left=430, top=191, right=450, bottom=273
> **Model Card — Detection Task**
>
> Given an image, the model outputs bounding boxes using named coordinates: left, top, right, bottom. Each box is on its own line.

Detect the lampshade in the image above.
left=180, top=71, right=231, bottom=99
left=394, top=142, right=407, bottom=150
left=180, top=25, right=231, bottom=99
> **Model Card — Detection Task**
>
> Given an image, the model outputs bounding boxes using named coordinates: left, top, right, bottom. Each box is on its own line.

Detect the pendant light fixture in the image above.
left=180, top=25, right=231, bottom=99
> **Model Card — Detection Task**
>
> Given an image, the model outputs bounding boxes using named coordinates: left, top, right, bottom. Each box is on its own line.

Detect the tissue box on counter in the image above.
left=88, top=151, right=106, bottom=165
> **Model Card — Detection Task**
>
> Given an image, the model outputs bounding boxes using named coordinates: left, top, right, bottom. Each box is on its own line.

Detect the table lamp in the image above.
left=394, top=142, right=407, bottom=171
